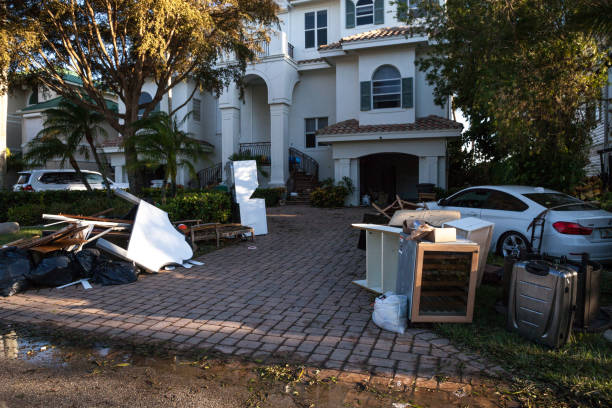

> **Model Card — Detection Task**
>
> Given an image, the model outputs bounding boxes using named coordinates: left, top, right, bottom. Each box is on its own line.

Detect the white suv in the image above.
left=13, top=169, right=128, bottom=192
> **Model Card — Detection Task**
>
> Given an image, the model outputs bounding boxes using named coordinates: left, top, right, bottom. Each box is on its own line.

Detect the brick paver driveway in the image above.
left=0, top=206, right=501, bottom=389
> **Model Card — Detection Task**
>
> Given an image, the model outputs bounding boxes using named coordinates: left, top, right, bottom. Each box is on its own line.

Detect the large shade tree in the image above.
left=399, top=0, right=610, bottom=191
left=6, top=0, right=278, bottom=193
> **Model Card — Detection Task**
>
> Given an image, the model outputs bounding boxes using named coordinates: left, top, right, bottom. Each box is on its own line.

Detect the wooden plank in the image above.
left=14, top=225, right=87, bottom=249
left=90, top=208, right=115, bottom=217
left=58, top=214, right=134, bottom=224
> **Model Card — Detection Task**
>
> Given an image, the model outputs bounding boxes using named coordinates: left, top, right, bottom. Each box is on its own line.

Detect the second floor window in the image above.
left=193, top=98, right=201, bottom=121
left=372, top=65, right=402, bottom=109
left=356, top=0, right=374, bottom=25
left=305, top=10, right=327, bottom=48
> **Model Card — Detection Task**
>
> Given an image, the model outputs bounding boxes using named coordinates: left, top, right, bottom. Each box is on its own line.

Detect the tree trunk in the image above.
left=85, top=133, right=112, bottom=198
left=123, top=109, right=145, bottom=195
left=69, top=155, right=92, bottom=191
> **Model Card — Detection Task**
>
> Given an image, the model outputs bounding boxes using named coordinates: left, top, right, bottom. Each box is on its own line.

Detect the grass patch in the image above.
left=434, top=282, right=612, bottom=407
left=0, top=227, right=45, bottom=246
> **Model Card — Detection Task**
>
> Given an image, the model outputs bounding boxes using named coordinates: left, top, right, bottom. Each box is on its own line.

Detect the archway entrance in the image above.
left=359, top=153, right=419, bottom=205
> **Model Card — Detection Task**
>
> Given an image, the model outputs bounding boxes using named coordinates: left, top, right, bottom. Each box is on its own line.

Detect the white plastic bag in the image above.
left=372, top=291, right=408, bottom=334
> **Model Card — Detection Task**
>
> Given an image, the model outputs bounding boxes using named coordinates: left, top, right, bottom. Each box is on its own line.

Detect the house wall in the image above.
left=415, top=50, right=448, bottom=119
left=289, top=67, right=336, bottom=180
left=335, top=56, right=360, bottom=122
left=288, top=0, right=340, bottom=62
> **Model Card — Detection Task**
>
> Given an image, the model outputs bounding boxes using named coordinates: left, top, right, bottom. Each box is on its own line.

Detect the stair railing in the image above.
left=198, top=163, right=222, bottom=188
left=288, top=147, right=319, bottom=182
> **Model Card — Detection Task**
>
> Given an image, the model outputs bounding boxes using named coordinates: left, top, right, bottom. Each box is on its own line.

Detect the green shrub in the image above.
left=0, top=191, right=133, bottom=224
left=310, top=177, right=354, bottom=208
left=161, top=192, right=231, bottom=223
left=7, top=204, right=46, bottom=226
left=252, top=187, right=286, bottom=207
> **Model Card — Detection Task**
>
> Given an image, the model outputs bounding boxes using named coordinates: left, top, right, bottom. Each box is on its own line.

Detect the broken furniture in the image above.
left=443, top=217, right=494, bottom=286
left=372, top=195, right=424, bottom=220
left=507, top=260, right=577, bottom=348
left=399, top=236, right=480, bottom=323
left=351, top=224, right=403, bottom=294
left=232, top=160, right=268, bottom=235
left=187, top=223, right=255, bottom=249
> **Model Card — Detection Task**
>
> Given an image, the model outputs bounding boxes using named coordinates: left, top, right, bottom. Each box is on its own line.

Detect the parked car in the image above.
left=427, top=185, right=612, bottom=262
left=13, top=170, right=129, bottom=192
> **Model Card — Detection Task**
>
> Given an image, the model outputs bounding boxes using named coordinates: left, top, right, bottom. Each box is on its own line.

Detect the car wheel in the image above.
left=497, top=231, right=531, bottom=257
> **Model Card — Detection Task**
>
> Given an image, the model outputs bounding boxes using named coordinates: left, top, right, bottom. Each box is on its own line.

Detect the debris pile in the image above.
left=0, top=190, right=195, bottom=297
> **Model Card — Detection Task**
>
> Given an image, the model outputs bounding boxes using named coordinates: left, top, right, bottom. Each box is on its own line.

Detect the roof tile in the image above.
left=319, top=26, right=414, bottom=51
left=316, top=116, right=463, bottom=135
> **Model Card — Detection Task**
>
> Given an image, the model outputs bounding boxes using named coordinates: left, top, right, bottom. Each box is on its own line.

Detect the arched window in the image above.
left=356, top=0, right=374, bottom=25
left=28, top=88, right=39, bottom=105
left=137, top=92, right=160, bottom=119
left=372, top=65, right=401, bottom=109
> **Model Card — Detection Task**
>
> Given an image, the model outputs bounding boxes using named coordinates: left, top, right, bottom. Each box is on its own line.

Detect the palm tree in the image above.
left=131, top=111, right=209, bottom=201
left=32, top=99, right=113, bottom=192
left=24, top=129, right=93, bottom=190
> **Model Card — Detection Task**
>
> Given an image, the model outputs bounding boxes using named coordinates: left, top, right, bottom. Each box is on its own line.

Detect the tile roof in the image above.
left=297, top=58, right=327, bottom=64
left=319, top=26, right=414, bottom=50
left=20, top=96, right=118, bottom=113
left=316, top=115, right=463, bottom=135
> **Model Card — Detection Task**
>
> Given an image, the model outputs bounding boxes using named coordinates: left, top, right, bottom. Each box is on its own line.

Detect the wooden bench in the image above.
left=187, top=223, right=254, bottom=249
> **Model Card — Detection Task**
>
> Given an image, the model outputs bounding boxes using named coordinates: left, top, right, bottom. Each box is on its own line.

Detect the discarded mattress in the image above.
left=388, top=210, right=461, bottom=228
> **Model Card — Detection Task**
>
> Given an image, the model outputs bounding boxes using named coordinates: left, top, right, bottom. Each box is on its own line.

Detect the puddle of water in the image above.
left=0, top=322, right=514, bottom=407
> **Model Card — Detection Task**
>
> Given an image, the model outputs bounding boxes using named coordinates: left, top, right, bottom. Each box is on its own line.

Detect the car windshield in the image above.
left=85, top=173, right=104, bottom=184
left=523, top=193, right=598, bottom=211
left=16, top=174, right=30, bottom=184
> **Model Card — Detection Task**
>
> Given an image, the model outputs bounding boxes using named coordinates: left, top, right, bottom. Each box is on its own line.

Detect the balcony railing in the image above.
left=239, top=142, right=271, bottom=165
left=255, top=41, right=270, bottom=58
left=288, top=42, right=295, bottom=59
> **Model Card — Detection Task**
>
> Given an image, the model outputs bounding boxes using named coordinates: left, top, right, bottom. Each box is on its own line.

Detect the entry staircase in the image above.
left=196, top=146, right=320, bottom=205
left=287, top=147, right=319, bottom=205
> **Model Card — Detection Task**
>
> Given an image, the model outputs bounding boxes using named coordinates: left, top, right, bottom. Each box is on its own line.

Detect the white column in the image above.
left=334, top=158, right=359, bottom=206
left=418, top=156, right=438, bottom=185
left=269, top=103, right=290, bottom=187
left=437, top=156, right=447, bottom=190
left=114, top=165, right=124, bottom=183
left=0, top=92, right=7, bottom=189
left=349, top=158, right=360, bottom=206
left=220, top=107, right=240, bottom=183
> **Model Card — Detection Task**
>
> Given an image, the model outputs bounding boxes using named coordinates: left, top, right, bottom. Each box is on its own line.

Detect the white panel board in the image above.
left=233, top=160, right=268, bottom=235
left=127, top=201, right=193, bottom=272
left=239, top=199, right=268, bottom=235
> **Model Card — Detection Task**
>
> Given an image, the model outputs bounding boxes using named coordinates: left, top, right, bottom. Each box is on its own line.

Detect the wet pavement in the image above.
left=0, top=322, right=517, bottom=407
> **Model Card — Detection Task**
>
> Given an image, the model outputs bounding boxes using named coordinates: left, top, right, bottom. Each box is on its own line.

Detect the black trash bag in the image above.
left=0, top=247, right=33, bottom=297
left=27, top=254, right=79, bottom=287
left=92, top=260, right=138, bottom=286
left=74, top=248, right=101, bottom=278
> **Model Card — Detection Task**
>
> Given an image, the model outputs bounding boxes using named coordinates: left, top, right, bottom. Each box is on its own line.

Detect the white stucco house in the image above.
left=586, top=67, right=611, bottom=182
left=107, top=0, right=463, bottom=204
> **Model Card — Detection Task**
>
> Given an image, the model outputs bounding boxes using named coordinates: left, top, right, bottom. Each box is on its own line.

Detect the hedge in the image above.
left=160, top=192, right=232, bottom=224
left=252, top=187, right=286, bottom=207
left=0, top=190, right=231, bottom=226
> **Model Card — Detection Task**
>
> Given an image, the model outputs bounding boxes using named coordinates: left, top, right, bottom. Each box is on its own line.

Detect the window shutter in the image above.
left=374, top=0, right=384, bottom=24
left=402, top=77, right=414, bottom=109
left=360, top=81, right=371, bottom=111
left=397, top=0, right=408, bottom=21
left=346, top=0, right=355, bottom=28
